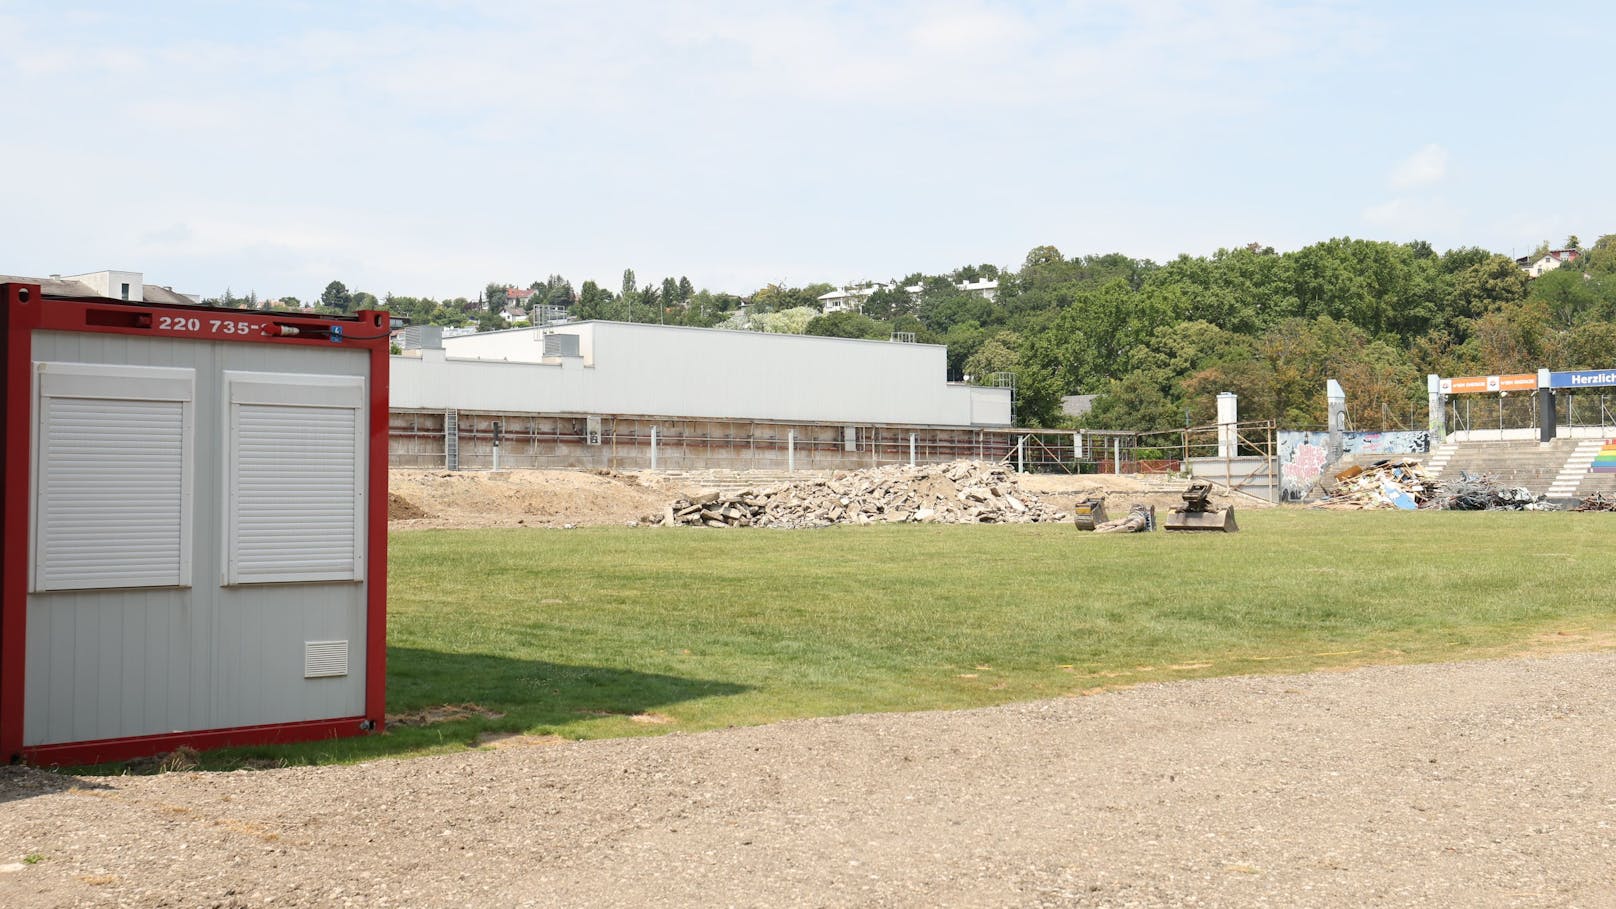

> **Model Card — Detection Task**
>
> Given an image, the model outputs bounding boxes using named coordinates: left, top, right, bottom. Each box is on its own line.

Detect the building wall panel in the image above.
left=24, top=330, right=370, bottom=747
left=415, top=321, right=1013, bottom=427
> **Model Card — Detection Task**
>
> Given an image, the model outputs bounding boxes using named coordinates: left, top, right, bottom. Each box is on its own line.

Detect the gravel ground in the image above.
left=3, top=653, right=1614, bottom=908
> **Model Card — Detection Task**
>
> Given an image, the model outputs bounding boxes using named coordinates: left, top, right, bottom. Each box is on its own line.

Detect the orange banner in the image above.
left=1439, top=374, right=1538, bottom=394
left=1441, top=376, right=1490, bottom=394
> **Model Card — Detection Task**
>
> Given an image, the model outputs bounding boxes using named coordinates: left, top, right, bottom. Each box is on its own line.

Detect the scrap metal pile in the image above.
left=660, top=460, right=1067, bottom=528
left=1427, top=472, right=1559, bottom=511
left=1313, top=459, right=1436, bottom=510
left=1571, top=492, right=1616, bottom=512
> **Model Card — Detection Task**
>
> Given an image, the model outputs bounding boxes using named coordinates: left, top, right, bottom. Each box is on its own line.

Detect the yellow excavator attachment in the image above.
left=1162, top=481, right=1239, bottom=532
left=1071, top=497, right=1108, bottom=531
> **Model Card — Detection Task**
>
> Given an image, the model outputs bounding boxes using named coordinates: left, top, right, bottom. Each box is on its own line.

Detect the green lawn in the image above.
left=198, top=510, right=1615, bottom=768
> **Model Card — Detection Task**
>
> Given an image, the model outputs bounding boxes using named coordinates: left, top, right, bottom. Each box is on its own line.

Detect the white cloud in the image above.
left=1390, top=143, right=1448, bottom=188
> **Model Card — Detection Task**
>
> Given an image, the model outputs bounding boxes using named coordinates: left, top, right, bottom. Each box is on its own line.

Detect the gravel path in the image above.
left=3, top=653, right=1614, bottom=908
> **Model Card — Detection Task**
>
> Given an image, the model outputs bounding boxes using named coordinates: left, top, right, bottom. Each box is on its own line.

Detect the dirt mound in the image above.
left=389, top=469, right=689, bottom=529
left=388, top=492, right=429, bottom=520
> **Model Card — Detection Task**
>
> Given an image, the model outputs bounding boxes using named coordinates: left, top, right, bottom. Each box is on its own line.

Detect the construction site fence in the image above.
left=392, top=409, right=1276, bottom=476
left=393, top=409, right=1033, bottom=472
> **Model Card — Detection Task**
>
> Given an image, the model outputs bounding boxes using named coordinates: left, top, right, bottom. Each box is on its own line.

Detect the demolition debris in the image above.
left=1571, top=492, right=1616, bottom=512
left=1315, top=459, right=1569, bottom=511
left=1314, top=459, right=1435, bottom=510
left=1427, top=473, right=1559, bottom=511
left=659, top=461, right=1067, bottom=528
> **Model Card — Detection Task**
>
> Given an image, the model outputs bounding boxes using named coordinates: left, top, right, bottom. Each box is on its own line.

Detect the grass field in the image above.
left=194, top=509, right=1615, bottom=769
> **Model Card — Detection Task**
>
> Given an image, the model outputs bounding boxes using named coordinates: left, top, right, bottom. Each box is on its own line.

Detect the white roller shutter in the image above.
left=32, top=362, right=195, bottom=591
left=225, top=371, right=366, bottom=585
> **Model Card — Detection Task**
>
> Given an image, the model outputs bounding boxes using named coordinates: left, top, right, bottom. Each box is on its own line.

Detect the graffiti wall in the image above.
left=1278, top=430, right=1430, bottom=501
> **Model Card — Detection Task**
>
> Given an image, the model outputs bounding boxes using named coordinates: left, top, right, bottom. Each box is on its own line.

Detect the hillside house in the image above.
left=1518, top=249, right=1581, bottom=278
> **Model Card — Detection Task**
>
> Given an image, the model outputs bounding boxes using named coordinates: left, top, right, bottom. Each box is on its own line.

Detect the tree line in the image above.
left=209, top=234, right=1616, bottom=430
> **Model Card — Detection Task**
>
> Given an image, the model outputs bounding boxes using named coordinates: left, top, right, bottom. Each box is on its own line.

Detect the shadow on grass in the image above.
left=75, top=647, right=750, bottom=774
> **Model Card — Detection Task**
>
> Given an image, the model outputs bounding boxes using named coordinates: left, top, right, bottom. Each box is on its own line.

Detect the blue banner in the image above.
left=1549, top=369, right=1616, bottom=389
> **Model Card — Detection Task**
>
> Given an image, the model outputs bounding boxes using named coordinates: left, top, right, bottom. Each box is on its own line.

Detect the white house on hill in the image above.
left=1518, top=249, right=1581, bottom=278
left=817, top=278, right=999, bottom=313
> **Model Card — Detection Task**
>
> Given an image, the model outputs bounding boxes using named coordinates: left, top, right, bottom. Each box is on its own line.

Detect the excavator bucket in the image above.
left=1163, top=481, right=1239, bottom=532
left=1162, top=506, right=1238, bottom=532
left=1071, top=497, right=1108, bottom=531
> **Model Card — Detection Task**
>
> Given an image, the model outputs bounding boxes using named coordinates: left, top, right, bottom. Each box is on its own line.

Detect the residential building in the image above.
left=1518, top=249, right=1581, bottom=278
left=0, top=269, right=200, bottom=306
left=816, top=278, right=999, bottom=312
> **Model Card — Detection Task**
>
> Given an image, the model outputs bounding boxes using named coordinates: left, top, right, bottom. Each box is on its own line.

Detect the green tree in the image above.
left=1583, top=235, right=1616, bottom=274
left=575, top=280, right=608, bottom=319
left=483, top=282, right=509, bottom=314
left=1443, top=254, right=1529, bottom=335
left=961, top=332, right=1021, bottom=381
left=1553, top=322, right=1616, bottom=369
left=319, top=280, right=353, bottom=313
left=805, top=311, right=886, bottom=339
left=1529, top=266, right=1608, bottom=327
left=1462, top=299, right=1551, bottom=374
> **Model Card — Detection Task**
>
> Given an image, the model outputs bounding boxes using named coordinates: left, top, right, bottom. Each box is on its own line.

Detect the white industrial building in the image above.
left=389, top=321, right=1015, bottom=471
left=394, top=321, right=1010, bottom=427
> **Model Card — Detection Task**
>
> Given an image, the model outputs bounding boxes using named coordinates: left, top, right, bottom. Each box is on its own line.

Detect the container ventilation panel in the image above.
left=304, top=640, right=350, bottom=678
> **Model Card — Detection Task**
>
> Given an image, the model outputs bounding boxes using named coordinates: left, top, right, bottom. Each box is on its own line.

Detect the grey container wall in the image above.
left=24, top=330, right=370, bottom=747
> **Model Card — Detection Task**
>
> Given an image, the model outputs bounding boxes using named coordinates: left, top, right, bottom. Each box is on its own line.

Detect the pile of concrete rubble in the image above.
left=659, top=461, right=1067, bottom=528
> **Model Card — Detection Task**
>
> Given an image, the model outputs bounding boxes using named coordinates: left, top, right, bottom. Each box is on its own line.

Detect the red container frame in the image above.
left=0, top=283, right=389, bottom=766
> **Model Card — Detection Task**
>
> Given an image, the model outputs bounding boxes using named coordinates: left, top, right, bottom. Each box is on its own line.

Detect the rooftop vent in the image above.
left=542, top=333, right=580, bottom=358
left=400, top=325, right=443, bottom=350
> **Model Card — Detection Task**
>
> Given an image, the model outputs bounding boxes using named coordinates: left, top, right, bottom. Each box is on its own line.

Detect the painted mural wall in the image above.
left=1278, top=430, right=1430, bottom=501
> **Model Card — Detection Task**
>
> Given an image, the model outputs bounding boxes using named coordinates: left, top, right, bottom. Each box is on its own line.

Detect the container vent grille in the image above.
left=542, top=333, right=580, bottom=358
left=305, top=640, right=350, bottom=678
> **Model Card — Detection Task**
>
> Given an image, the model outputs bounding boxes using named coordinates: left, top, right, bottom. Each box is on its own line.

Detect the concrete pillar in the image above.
left=1216, top=392, right=1238, bottom=458
left=1016, top=435, right=1025, bottom=473
left=1326, top=379, right=1346, bottom=462
left=1427, top=374, right=1445, bottom=444
left=787, top=430, right=795, bottom=472
left=909, top=433, right=916, bottom=467
left=650, top=425, right=658, bottom=470
left=1538, top=369, right=1555, bottom=443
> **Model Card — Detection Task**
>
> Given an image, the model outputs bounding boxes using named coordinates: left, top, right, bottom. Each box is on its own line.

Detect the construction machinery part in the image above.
left=1093, top=504, right=1155, bottom=534
left=1071, top=496, right=1108, bottom=531
left=1163, top=481, right=1239, bottom=532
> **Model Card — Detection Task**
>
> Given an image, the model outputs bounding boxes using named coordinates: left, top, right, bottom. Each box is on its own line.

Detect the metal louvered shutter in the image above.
left=225, top=372, right=366, bottom=585
left=32, top=363, right=195, bottom=591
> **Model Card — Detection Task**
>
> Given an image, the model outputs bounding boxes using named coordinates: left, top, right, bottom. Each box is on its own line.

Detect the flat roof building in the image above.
left=392, top=321, right=1011, bottom=428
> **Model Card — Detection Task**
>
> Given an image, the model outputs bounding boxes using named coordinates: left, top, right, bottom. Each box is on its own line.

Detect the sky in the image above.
left=1, top=1, right=1610, bottom=302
